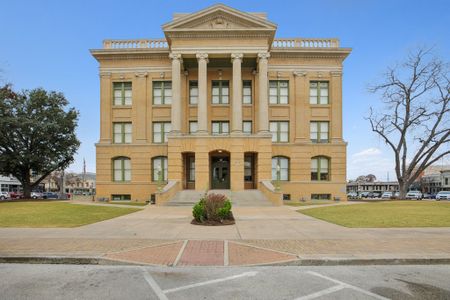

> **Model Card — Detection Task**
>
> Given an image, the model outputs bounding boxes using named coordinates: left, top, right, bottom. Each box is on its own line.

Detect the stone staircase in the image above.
left=165, top=189, right=273, bottom=206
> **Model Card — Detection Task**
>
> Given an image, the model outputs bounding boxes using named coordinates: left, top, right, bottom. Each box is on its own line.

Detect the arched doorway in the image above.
left=210, top=150, right=230, bottom=189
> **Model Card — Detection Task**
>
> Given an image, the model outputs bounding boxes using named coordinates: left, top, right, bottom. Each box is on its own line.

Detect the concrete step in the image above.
left=165, top=189, right=273, bottom=207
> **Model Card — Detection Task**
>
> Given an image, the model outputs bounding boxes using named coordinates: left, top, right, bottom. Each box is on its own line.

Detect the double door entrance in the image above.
left=211, top=156, right=230, bottom=189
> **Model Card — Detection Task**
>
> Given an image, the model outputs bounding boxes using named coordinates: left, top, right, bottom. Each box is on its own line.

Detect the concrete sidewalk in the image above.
left=1, top=204, right=450, bottom=266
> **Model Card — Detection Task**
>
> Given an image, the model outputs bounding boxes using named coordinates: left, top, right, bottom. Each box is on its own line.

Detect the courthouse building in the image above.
left=90, top=4, right=351, bottom=204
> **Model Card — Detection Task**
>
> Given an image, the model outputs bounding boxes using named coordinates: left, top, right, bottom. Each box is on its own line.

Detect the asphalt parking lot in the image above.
left=1, top=264, right=450, bottom=300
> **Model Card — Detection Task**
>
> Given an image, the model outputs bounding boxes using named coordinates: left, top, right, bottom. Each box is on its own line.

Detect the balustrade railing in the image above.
left=272, top=38, right=339, bottom=48
left=103, top=39, right=169, bottom=49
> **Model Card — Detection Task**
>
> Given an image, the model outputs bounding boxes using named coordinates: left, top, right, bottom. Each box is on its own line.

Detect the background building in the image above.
left=91, top=4, right=351, bottom=203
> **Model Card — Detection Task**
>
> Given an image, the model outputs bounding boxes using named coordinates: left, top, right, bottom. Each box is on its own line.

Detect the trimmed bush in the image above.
left=191, top=193, right=234, bottom=225
left=192, top=198, right=206, bottom=222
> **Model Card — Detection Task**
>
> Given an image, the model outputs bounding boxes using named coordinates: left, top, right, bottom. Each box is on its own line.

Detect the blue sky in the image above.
left=1, top=0, right=449, bottom=180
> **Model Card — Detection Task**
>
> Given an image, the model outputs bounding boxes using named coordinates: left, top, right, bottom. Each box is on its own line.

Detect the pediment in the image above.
left=163, top=4, right=277, bottom=32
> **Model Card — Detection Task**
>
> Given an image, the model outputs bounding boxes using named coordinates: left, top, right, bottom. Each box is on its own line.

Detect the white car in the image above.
left=381, top=192, right=393, bottom=199
left=31, top=192, right=43, bottom=199
left=0, top=191, right=9, bottom=200
left=405, top=191, right=422, bottom=200
left=436, top=191, right=450, bottom=200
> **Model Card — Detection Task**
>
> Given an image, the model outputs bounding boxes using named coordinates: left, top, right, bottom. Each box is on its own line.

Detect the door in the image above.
left=211, top=156, right=230, bottom=189
left=244, top=153, right=256, bottom=189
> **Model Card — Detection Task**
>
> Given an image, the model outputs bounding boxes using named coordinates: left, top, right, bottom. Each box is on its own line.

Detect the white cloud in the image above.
left=348, top=147, right=395, bottom=181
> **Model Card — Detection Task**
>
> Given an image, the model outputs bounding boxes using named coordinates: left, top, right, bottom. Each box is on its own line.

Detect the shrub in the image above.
left=192, top=198, right=206, bottom=222
left=205, top=193, right=227, bottom=221
left=218, top=200, right=232, bottom=219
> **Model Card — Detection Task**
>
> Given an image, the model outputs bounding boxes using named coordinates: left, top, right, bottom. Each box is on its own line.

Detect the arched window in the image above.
left=152, top=156, right=168, bottom=182
left=311, top=156, right=330, bottom=181
left=113, top=157, right=131, bottom=182
left=272, top=156, right=289, bottom=181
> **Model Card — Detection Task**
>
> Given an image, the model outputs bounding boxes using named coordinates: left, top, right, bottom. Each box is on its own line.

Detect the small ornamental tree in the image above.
left=0, top=85, right=80, bottom=198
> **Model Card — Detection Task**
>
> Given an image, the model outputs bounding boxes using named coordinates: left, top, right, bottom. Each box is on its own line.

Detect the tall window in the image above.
left=272, top=156, right=289, bottom=181
left=152, top=156, right=168, bottom=182
left=243, top=121, right=252, bottom=134
left=311, top=156, right=330, bottom=181
left=211, top=80, right=229, bottom=104
left=243, top=80, right=252, bottom=104
left=188, top=156, right=195, bottom=182
left=113, top=82, right=132, bottom=106
left=113, top=123, right=132, bottom=144
left=310, top=81, right=329, bottom=104
left=310, top=121, right=329, bottom=143
left=153, top=122, right=171, bottom=143
left=189, top=81, right=198, bottom=105
left=270, top=121, right=289, bottom=142
left=113, top=157, right=131, bottom=182
left=153, top=81, right=172, bottom=105
left=212, top=121, right=229, bottom=135
left=189, top=121, right=198, bottom=134
left=269, top=80, right=289, bottom=104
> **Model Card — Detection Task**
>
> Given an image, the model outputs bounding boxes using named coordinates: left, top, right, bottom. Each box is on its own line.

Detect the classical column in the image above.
left=99, top=72, right=112, bottom=143
left=293, top=71, right=307, bottom=143
left=169, top=53, right=182, bottom=134
left=330, top=71, right=343, bottom=142
left=231, top=53, right=243, bottom=134
left=196, top=53, right=209, bottom=134
left=133, top=72, right=148, bottom=143
left=257, top=52, right=270, bottom=133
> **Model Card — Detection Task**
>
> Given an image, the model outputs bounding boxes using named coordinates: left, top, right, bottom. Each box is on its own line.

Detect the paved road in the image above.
left=1, top=264, right=450, bottom=299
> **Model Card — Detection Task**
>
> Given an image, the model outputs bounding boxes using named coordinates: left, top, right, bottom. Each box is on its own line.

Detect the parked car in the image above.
left=347, top=192, right=358, bottom=199
left=42, top=192, right=59, bottom=199
left=392, top=191, right=400, bottom=199
left=360, top=192, right=370, bottom=198
left=9, top=192, right=23, bottom=199
left=0, top=191, right=10, bottom=200
left=31, top=192, right=43, bottom=199
left=422, top=193, right=436, bottom=199
left=405, top=191, right=422, bottom=200
left=381, top=192, right=393, bottom=199
left=436, top=191, right=450, bottom=200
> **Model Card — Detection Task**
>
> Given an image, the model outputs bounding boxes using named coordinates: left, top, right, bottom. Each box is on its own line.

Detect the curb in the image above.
left=1, top=256, right=450, bottom=267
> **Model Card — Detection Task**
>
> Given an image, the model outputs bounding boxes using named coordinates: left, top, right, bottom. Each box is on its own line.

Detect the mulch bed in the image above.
left=191, top=214, right=235, bottom=226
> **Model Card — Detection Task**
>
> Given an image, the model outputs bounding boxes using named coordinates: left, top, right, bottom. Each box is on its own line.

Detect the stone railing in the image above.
left=103, top=39, right=169, bottom=49
left=272, top=38, right=339, bottom=49
left=259, top=180, right=283, bottom=206
left=155, top=180, right=180, bottom=205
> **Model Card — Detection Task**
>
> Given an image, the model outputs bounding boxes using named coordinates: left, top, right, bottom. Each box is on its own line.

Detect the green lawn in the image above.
left=0, top=201, right=140, bottom=228
left=285, top=200, right=335, bottom=206
left=299, top=201, right=450, bottom=228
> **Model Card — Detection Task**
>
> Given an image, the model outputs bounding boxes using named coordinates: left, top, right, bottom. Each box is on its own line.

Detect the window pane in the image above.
left=269, top=81, right=277, bottom=88
left=212, top=123, right=219, bottom=134
left=153, top=133, right=161, bottom=143
left=123, top=159, right=131, bottom=170
left=243, top=121, right=252, bottom=133
left=164, top=88, right=172, bottom=97
left=124, top=170, right=131, bottom=181
left=153, top=96, right=161, bottom=105
left=321, top=158, right=329, bottom=171
left=269, top=88, right=277, bottom=96
left=114, top=123, right=122, bottom=134
left=154, top=89, right=162, bottom=96
left=212, top=95, right=220, bottom=104
left=280, top=122, right=289, bottom=132
left=222, top=122, right=229, bottom=133
left=114, top=170, right=122, bottom=181
left=124, top=133, right=132, bottom=143
left=269, top=95, right=278, bottom=104
left=221, top=95, right=229, bottom=104
left=272, top=158, right=278, bottom=168
left=212, top=87, right=220, bottom=96
left=164, top=96, right=172, bottom=104
left=311, top=158, right=318, bottom=170
left=114, top=133, right=122, bottom=143
left=280, top=81, right=288, bottom=88
left=280, top=132, right=288, bottom=142
left=114, top=159, right=122, bottom=170
left=189, top=122, right=198, bottom=133
left=272, top=169, right=277, bottom=180
left=124, top=123, right=132, bottom=133
left=280, top=158, right=288, bottom=168
left=280, top=169, right=288, bottom=180
left=280, top=87, right=288, bottom=96
left=279, top=96, right=288, bottom=104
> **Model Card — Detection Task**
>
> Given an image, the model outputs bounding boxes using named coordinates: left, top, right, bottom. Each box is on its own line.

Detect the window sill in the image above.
left=310, top=104, right=331, bottom=107
left=152, top=104, right=171, bottom=108
left=112, top=105, right=132, bottom=109
left=269, top=104, right=290, bottom=107
left=211, top=104, right=230, bottom=106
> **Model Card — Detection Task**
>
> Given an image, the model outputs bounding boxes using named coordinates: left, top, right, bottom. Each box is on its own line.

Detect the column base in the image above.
left=194, top=130, right=209, bottom=136
left=231, top=130, right=244, bottom=136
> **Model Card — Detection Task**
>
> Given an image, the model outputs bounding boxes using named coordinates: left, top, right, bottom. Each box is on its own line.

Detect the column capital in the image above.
left=99, top=72, right=111, bottom=78
left=134, top=72, right=148, bottom=78
left=196, top=53, right=209, bottom=62
left=257, top=52, right=270, bottom=61
left=330, top=70, right=343, bottom=77
left=231, top=53, right=243, bottom=62
left=293, top=71, right=307, bottom=77
left=169, top=53, right=182, bottom=62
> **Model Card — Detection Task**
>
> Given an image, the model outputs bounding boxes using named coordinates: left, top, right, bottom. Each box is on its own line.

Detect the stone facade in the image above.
left=90, top=4, right=351, bottom=203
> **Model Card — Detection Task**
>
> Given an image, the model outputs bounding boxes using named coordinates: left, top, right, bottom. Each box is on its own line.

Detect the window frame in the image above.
left=111, top=194, right=131, bottom=201
left=152, top=122, right=171, bottom=143
left=310, top=121, right=330, bottom=143
left=310, top=81, right=329, bottom=105
left=113, top=82, right=132, bottom=106
left=113, top=122, right=132, bottom=144
left=242, top=80, right=252, bottom=104
left=311, top=156, right=330, bottom=181
left=272, top=156, right=290, bottom=181
left=152, top=156, right=168, bottom=182
left=189, top=80, right=198, bottom=105
left=269, top=80, right=289, bottom=104
left=152, top=81, right=172, bottom=105
left=211, top=80, right=230, bottom=105
left=211, top=121, right=230, bottom=135
left=269, top=121, right=289, bottom=143
left=242, top=121, right=252, bottom=134
left=112, top=157, right=131, bottom=182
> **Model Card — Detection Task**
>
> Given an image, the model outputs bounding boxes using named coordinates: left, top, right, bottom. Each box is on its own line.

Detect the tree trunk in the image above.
left=398, top=183, right=408, bottom=200
left=22, top=172, right=32, bottom=199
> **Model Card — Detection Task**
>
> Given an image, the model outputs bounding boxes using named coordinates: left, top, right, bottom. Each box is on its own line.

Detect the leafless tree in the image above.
left=367, top=47, right=450, bottom=198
